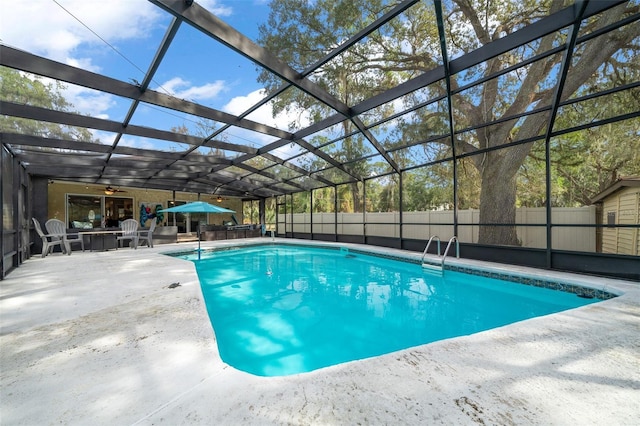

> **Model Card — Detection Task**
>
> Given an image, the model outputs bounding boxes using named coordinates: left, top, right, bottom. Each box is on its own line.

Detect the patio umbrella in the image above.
left=159, top=201, right=235, bottom=259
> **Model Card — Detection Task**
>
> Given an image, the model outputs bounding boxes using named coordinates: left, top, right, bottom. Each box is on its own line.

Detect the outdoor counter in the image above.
left=199, top=224, right=261, bottom=241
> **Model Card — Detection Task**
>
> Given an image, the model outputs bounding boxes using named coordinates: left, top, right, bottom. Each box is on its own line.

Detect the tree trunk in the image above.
left=477, top=153, right=521, bottom=246
left=351, top=182, right=362, bottom=212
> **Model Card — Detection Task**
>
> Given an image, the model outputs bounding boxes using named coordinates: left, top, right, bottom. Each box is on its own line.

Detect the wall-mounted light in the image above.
left=104, top=186, right=115, bottom=195
left=216, top=196, right=223, bottom=203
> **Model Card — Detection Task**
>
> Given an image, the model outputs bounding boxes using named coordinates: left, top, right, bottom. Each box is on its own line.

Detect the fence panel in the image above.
left=286, top=207, right=596, bottom=251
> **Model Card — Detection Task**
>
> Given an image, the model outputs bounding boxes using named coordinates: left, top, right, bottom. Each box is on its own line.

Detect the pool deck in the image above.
left=1, top=238, right=638, bottom=425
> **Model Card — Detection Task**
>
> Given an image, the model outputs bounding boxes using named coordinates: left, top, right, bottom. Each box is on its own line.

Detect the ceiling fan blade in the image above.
left=104, top=186, right=127, bottom=194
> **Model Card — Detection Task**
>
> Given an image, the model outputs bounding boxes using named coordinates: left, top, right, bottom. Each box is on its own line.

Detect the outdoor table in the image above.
left=78, top=229, right=123, bottom=252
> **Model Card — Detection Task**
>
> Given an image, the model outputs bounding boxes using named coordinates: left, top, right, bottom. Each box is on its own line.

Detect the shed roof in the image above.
left=590, top=177, right=640, bottom=204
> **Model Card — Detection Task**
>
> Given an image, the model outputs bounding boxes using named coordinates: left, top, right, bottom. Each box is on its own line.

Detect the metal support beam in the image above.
left=105, top=17, right=183, bottom=177
left=434, top=0, right=458, bottom=238
left=0, top=102, right=254, bottom=154
left=200, top=0, right=419, bottom=152
left=0, top=45, right=291, bottom=140
left=149, top=0, right=352, bottom=117
left=544, top=1, right=588, bottom=269
left=351, top=117, right=400, bottom=173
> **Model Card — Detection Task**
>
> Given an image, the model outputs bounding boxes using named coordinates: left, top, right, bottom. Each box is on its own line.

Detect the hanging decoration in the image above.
left=154, top=204, right=164, bottom=224
left=140, top=202, right=165, bottom=225
left=139, top=204, right=147, bottom=224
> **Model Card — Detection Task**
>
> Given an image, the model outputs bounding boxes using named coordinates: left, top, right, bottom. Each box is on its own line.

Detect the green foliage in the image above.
left=336, top=181, right=363, bottom=212
left=170, top=118, right=221, bottom=154
left=521, top=81, right=640, bottom=207
left=402, top=168, right=451, bottom=211
left=312, top=186, right=336, bottom=213
left=258, top=0, right=639, bottom=234
left=292, top=191, right=310, bottom=212
left=0, top=67, right=96, bottom=142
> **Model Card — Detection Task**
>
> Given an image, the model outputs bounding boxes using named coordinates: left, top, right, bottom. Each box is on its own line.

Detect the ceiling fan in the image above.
left=104, top=186, right=127, bottom=195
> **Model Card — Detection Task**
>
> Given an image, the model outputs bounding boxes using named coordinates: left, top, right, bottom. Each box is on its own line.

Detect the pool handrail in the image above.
left=442, top=236, right=459, bottom=268
left=422, top=236, right=441, bottom=264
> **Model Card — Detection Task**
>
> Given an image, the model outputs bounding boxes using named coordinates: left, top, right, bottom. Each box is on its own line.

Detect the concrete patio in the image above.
left=1, top=239, right=638, bottom=425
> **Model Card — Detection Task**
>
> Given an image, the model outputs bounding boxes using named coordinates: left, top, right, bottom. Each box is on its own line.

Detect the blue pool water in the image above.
left=176, top=244, right=601, bottom=376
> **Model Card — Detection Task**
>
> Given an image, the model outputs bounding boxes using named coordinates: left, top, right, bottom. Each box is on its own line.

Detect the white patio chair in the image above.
left=137, top=219, right=157, bottom=248
left=117, top=219, right=139, bottom=249
left=33, top=218, right=65, bottom=257
left=65, top=230, right=85, bottom=253
left=45, top=218, right=85, bottom=255
left=52, top=218, right=85, bottom=253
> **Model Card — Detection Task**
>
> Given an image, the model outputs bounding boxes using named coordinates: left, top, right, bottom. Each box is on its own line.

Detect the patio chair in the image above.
left=33, top=218, right=66, bottom=257
left=46, top=218, right=85, bottom=255
left=66, top=230, right=85, bottom=253
left=117, top=219, right=139, bottom=249
left=137, top=219, right=157, bottom=248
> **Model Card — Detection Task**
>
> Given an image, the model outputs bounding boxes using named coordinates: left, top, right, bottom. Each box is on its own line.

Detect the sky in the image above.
left=0, top=0, right=310, bottom=155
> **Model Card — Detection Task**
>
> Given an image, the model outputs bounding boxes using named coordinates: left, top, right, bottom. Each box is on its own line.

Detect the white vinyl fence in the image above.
left=281, top=206, right=597, bottom=252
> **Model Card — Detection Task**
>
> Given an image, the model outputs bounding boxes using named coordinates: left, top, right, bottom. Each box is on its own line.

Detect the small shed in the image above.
left=591, top=177, right=640, bottom=255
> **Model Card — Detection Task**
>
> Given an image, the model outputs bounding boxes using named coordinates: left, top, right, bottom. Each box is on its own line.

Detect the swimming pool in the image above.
left=169, top=243, right=615, bottom=376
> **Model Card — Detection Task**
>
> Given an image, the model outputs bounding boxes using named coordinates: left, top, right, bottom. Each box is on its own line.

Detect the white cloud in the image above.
left=62, top=85, right=115, bottom=119
left=0, top=0, right=161, bottom=68
left=91, top=130, right=117, bottom=144
left=223, top=89, right=268, bottom=115
left=118, top=135, right=155, bottom=150
left=220, top=89, right=311, bottom=159
left=199, top=0, right=233, bottom=16
left=161, top=77, right=226, bottom=101
left=223, top=89, right=311, bottom=132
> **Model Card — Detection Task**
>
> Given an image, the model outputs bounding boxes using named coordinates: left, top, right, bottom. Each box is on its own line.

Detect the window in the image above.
left=67, top=195, right=102, bottom=228
left=104, top=197, right=133, bottom=227
left=67, top=195, right=133, bottom=228
left=242, top=200, right=260, bottom=224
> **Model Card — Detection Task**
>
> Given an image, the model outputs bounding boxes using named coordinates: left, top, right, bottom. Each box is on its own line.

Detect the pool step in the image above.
left=422, top=263, right=443, bottom=274
left=421, top=236, right=460, bottom=276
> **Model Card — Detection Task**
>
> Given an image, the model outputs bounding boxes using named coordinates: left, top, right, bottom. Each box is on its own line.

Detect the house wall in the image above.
left=46, top=181, right=243, bottom=230
left=601, top=186, right=640, bottom=255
